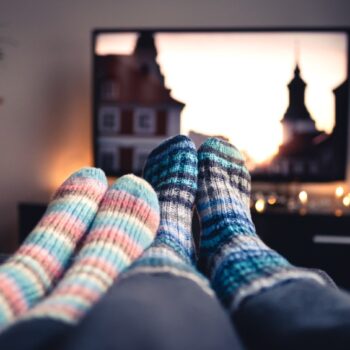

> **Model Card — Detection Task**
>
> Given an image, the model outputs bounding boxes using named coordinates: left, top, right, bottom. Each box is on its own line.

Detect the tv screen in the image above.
left=93, top=29, right=349, bottom=182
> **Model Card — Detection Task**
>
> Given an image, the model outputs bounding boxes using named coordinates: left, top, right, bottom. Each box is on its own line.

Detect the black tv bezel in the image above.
left=92, top=27, right=350, bottom=183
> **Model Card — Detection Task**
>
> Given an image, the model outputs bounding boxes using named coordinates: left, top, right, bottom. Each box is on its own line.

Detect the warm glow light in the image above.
left=335, top=209, right=343, bottom=217
left=267, top=195, right=277, bottom=205
left=299, top=207, right=307, bottom=215
left=343, top=195, right=350, bottom=207
left=255, top=199, right=266, bottom=213
left=298, top=190, right=308, bottom=204
left=335, top=186, right=345, bottom=198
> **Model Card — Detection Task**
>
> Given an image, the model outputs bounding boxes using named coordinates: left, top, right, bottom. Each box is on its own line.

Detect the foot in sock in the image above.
left=122, top=135, right=212, bottom=294
left=197, top=137, right=326, bottom=310
left=143, top=134, right=198, bottom=263
left=16, top=174, right=160, bottom=325
left=0, top=168, right=108, bottom=327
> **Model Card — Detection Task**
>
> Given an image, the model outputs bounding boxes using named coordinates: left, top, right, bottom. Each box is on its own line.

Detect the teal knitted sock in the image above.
left=143, top=135, right=197, bottom=263
left=0, top=168, right=108, bottom=327
left=197, top=138, right=327, bottom=310
left=122, top=135, right=212, bottom=294
left=15, top=175, right=160, bottom=325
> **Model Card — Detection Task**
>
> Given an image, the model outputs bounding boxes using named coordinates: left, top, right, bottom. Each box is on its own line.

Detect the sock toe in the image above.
left=146, top=135, right=195, bottom=162
left=198, top=138, right=251, bottom=208
left=65, top=167, right=107, bottom=186
left=143, top=135, right=197, bottom=189
left=198, top=137, right=244, bottom=164
left=113, top=174, right=159, bottom=213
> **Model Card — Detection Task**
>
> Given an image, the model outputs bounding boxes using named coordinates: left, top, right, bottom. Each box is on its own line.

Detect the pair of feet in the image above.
left=143, top=135, right=251, bottom=267
left=0, top=169, right=161, bottom=329
left=128, top=135, right=327, bottom=311
left=136, top=135, right=253, bottom=273
left=0, top=135, right=326, bottom=332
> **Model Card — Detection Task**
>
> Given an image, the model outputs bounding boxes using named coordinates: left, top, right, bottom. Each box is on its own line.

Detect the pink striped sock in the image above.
left=18, top=174, right=159, bottom=324
left=0, top=167, right=108, bottom=328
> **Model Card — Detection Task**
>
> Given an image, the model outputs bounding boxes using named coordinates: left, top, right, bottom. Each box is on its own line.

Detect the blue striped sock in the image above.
left=121, top=135, right=212, bottom=295
left=197, top=137, right=326, bottom=310
left=143, top=135, right=198, bottom=263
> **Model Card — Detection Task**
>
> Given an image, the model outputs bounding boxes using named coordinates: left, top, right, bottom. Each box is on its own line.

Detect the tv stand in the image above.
left=17, top=204, right=350, bottom=290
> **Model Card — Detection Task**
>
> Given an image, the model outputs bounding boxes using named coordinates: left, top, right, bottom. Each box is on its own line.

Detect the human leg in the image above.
left=0, top=168, right=108, bottom=327
left=59, top=135, right=242, bottom=350
left=0, top=174, right=159, bottom=349
left=197, top=137, right=350, bottom=349
left=234, top=278, right=350, bottom=350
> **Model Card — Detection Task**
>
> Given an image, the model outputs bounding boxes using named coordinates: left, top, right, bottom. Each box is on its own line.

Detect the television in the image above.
left=92, top=28, right=349, bottom=182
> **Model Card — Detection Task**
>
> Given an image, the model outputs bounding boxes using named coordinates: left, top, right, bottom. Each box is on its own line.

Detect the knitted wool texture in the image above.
left=197, top=138, right=326, bottom=310
left=0, top=168, right=108, bottom=327
left=122, top=136, right=212, bottom=295
left=18, top=174, right=160, bottom=324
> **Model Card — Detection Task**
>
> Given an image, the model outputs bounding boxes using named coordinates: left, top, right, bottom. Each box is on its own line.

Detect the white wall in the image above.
left=0, top=0, right=350, bottom=251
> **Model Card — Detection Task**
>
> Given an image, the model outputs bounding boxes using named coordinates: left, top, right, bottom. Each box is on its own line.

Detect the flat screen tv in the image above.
left=92, top=28, right=349, bottom=182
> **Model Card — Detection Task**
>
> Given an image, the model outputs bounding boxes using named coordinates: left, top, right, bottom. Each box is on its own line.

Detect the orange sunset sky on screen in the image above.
left=96, top=32, right=347, bottom=165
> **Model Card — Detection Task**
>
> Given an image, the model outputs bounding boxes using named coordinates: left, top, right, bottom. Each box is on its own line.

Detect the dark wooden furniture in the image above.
left=252, top=212, right=350, bottom=290
left=17, top=203, right=350, bottom=290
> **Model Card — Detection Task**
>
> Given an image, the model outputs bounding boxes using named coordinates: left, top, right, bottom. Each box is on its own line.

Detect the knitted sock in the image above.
left=0, top=168, right=108, bottom=327
left=197, top=138, right=327, bottom=311
left=121, top=136, right=212, bottom=294
left=16, top=174, right=159, bottom=325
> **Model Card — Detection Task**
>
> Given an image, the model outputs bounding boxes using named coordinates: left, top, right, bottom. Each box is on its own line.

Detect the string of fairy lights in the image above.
left=251, top=186, right=350, bottom=216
